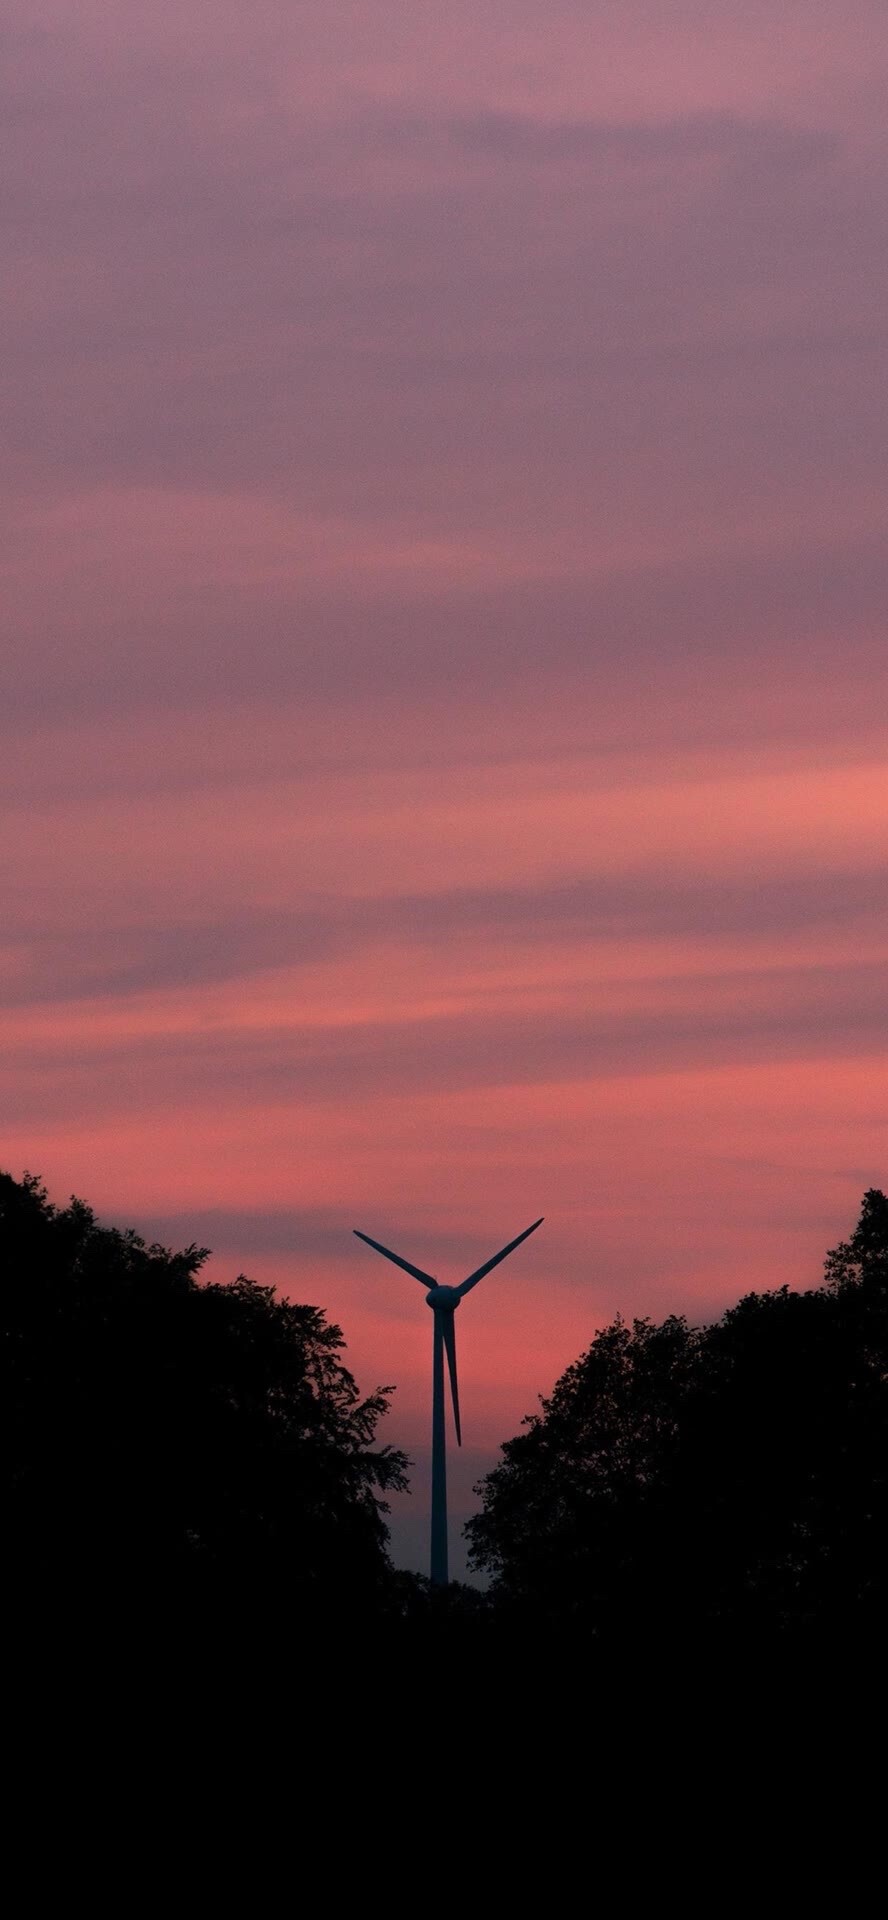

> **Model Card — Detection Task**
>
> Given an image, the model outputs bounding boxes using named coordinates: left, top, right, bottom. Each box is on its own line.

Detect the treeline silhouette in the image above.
left=3, top=1169, right=887, bottom=1643
left=2, top=1170, right=410, bottom=1626
left=468, top=1187, right=888, bottom=1644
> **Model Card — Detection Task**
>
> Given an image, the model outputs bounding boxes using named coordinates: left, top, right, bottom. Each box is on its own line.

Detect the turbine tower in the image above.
left=353, top=1217, right=544, bottom=1585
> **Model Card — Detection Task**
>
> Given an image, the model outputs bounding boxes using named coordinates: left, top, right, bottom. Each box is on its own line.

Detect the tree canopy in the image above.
left=466, top=1191, right=888, bottom=1643
left=1, top=1171, right=408, bottom=1622
left=5, top=1170, right=888, bottom=1645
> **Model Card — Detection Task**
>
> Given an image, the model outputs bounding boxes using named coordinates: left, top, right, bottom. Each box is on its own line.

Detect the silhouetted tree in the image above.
left=468, top=1192, right=888, bottom=1644
left=824, top=1186, right=888, bottom=1292
left=1, top=1172, right=408, bottom=1623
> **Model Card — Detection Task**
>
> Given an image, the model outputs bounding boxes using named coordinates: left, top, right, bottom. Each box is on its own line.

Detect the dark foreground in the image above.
left=4, top=1171, right=887, bottom=1654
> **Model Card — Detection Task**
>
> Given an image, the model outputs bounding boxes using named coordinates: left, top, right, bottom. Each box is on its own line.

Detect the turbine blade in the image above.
left=352, top=1229, right=436, bottom=1289
left=442, top=1313, right=461, bottom=1446
left=456, top=1217, right=544, bottom=1297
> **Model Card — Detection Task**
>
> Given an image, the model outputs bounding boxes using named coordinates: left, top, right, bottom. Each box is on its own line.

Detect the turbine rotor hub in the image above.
left=425, top=1285, right=460, bottom=1310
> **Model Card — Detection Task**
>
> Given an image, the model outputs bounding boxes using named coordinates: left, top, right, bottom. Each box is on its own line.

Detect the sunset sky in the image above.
left=4, top=2, right=887, bottom=1576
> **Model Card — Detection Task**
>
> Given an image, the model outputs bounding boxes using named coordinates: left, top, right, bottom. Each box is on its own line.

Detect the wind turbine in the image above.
left=353, top=1217, right=544, bottom=1585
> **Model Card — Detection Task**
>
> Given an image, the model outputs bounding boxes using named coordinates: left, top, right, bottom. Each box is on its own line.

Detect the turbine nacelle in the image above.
left=425, top=1285, right=461, bottom=1310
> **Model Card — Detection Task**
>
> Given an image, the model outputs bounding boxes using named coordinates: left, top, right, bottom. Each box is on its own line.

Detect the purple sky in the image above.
left=4, top=2, right=887, bottom=1577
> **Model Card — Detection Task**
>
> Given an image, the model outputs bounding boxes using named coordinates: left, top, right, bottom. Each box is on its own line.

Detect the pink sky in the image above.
left=4, top=2, right=887, bottom=1575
